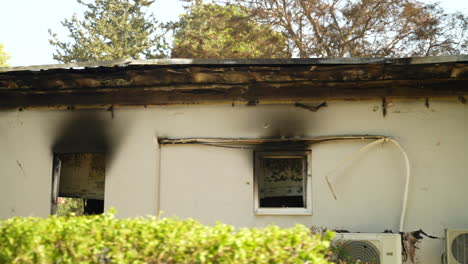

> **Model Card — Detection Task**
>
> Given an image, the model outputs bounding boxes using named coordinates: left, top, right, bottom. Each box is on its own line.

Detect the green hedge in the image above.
left=0, top=211, right=333, bottom=264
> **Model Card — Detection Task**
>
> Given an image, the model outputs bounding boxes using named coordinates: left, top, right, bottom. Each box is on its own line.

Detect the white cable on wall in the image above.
left=324, top=137, right=411, bottom=232
left=388, top=138, right=411, bottom=233
left=325, top=138, right=387, bottom=200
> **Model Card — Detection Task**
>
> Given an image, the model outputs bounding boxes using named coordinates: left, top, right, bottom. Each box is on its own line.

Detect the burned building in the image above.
left=1, top=56, right=468, bottom=263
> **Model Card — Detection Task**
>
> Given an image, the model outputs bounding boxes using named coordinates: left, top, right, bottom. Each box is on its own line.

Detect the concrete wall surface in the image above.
left=1, top=100, right=467, bottom=263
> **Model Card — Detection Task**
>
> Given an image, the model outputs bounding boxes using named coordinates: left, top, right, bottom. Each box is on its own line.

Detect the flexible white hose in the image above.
left=325, top=138, right=387, bottom=199
left=388, top=138, right=411, bottom=232
left=324, top=137, right=410, bottom=232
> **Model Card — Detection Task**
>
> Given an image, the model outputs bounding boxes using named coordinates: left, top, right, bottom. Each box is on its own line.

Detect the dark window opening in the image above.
left=56, top=197, right=104, bottom=216
left=255, top=151, right=310, bottom=213
left=260, top=196, right=304, bottom=208
left=51, top=153, right=106, bottom=216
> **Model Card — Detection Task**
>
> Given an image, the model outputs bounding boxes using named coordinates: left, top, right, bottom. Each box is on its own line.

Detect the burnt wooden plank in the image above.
left=1, top=79, right=467, bottom=109
left=0, top=64, right=435, bottom=90
left=0, top=61, right=467, bottom=109
left=2, top=56, right=467, bottom=73
left=383, top=63, right=454, bottom=80
left=451, top=64, right=468, bottom=78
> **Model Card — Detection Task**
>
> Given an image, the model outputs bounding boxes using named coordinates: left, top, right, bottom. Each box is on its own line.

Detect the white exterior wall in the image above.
left=1, top=100, right=467, bottom=263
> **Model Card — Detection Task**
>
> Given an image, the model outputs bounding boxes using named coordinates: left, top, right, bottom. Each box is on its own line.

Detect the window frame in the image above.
left=51, top=152, right=106, bottom=215
left=253, top=150, right=312, bottom=215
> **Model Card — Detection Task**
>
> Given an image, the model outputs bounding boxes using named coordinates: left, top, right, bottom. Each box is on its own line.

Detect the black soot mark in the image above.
left=52, top=111, right=123, bottom=167
left=256, top=109, right=313, bottom=150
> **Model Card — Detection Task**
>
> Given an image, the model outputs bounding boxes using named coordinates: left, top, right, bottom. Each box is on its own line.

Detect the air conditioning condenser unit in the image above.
left=332, top=233, right=402, bottom=264
left=446, top=229, right=468, bottom=264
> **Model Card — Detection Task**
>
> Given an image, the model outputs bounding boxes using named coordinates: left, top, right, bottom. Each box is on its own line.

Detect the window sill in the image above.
left=255, top=208, right=312, bottom=216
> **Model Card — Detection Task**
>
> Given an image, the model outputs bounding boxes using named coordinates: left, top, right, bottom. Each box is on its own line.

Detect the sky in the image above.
left=0, top=0, right=467, bottom=67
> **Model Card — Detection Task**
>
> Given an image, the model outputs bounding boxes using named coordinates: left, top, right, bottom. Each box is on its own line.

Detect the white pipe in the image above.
left=325, top=138, right=386, bottom=199
left=153, top=136, right=162, bottom=217
left=324, top=137, right=411, bottom=232
left=388, top=138, right=411, bottom=233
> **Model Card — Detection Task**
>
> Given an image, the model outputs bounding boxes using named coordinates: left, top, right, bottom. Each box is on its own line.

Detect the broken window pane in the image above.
left=259, top=156, right=306, bottom=208
left=51, top=153, right=105, bottom=215
left=58, top=153, right=105, bottom=200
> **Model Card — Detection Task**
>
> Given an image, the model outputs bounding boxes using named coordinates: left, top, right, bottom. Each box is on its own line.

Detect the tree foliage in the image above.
left=0, top=43, right=11, bottom=67
left=48, top=0, right=468, bottom=61
left=49, top=0, right=167, bottom=63
left=231, top=0, right=468, bottom=58
left=171, top=2, right=291, bottom=58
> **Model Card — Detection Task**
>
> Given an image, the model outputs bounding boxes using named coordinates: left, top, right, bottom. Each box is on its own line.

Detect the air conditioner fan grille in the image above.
left=336, top=240, right=381, bottom=264
left=451, top=233, right=468, bottom=264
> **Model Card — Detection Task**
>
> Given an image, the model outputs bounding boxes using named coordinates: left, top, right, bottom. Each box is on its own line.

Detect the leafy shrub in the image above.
left=56, top=197, right=85, bottom=217
left=0, top=211, right=333, bottom=264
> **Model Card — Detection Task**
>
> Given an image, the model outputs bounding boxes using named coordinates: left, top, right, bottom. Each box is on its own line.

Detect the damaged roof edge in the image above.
left=1, top=55, right=468, bottom=72
left=1, top=55, right=467, bottom=108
